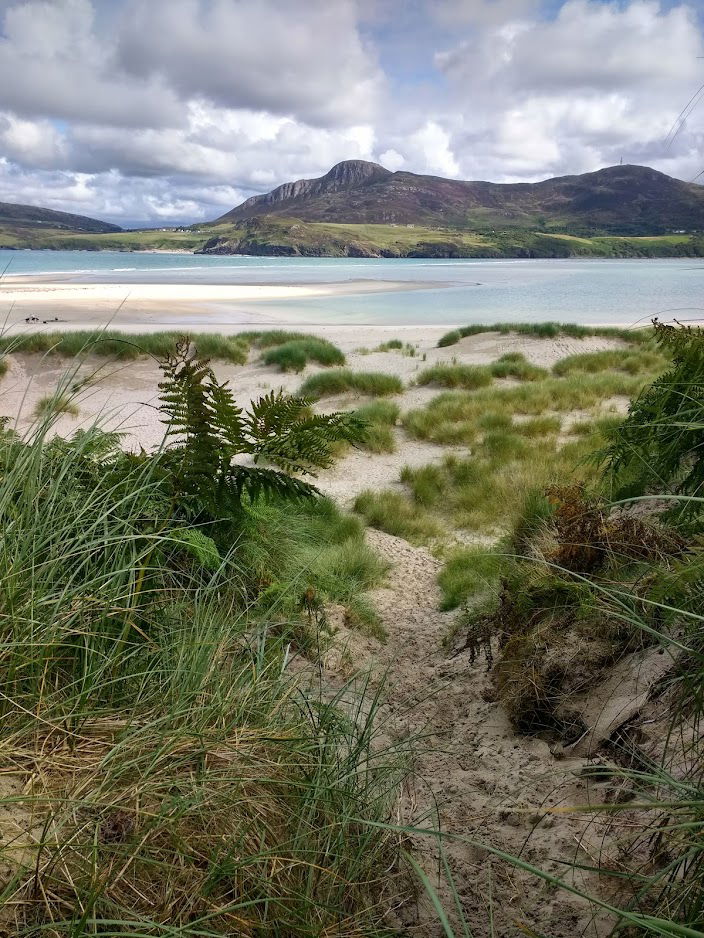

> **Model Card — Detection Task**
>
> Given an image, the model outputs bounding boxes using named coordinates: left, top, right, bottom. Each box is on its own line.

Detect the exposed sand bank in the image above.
left=0, top=276, right=439, bottom=328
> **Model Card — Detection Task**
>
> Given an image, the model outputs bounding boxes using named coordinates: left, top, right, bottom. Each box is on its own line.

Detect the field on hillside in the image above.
left=2, top=216, right=703, bottom=257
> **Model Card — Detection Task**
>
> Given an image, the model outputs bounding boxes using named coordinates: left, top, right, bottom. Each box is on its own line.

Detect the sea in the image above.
left=1, top=250, right=702, bottom=327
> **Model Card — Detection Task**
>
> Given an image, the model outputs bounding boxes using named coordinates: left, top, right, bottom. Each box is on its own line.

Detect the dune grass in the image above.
left=375, top=339, right=416, bottom=356
left=262, top=337, right=345, bottom=372
left=417, top=363, right=494, bottom=390
left=355, top=400, right=400, bottom=453
left=552, top=346, right=667, bottom=376
left=404, top=372, right=651, bottom=445
left=0, top=330, right=250, bottom=363
left=300, top=369, right=403, bottom=399
left=437, top=321, right=649, bottom=348
left=235, top=495, right=389, bottom=639
left=237, top=329, right=319, bottom=348
left=376, top=338, right=403, bottom=351
left=353, top=489, right=443, bottom=544
left=0, top=405, right=406, bottom=933
left=417, top=354, right=548, bottom=390
left=34, top=392, right=79, bottom=417
left=438, top=547, right=504, bottom=612
left=489, top=352, right=548, bottom=380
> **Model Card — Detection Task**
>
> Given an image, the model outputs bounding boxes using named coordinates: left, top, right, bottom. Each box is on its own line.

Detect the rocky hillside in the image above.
left=0, top=201, right=121, bottom=234
left=216, top=160, right=704, bottom=236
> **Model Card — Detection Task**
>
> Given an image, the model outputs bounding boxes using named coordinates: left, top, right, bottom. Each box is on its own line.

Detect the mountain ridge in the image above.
left=0, top=201, right=121, bottom=234
left=215, top=160, right=704, bottom=236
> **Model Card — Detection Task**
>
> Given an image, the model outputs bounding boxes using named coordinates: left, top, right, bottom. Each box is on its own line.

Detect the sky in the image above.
left=0, top=0, right=702, bottom=227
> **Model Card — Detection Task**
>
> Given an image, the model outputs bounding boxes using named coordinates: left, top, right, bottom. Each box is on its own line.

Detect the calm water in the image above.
left=2, top=250, right=702, bottom=326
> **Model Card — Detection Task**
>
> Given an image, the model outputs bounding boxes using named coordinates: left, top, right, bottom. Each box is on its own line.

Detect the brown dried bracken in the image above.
left=98, top=809, right=135, bottom=845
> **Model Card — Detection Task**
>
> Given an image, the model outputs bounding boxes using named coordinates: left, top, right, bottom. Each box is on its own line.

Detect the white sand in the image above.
left=0, top=276, right=438, bottom=328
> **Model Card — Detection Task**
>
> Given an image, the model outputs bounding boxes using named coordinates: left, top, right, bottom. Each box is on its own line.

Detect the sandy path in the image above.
left=344, top=529, right=616, bottom=937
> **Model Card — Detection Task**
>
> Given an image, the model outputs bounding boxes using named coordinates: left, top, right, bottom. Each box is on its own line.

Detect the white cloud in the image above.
left=0, top=0, right=702, bottom=224
left=407, top=122, right=460, bottom=177
left=115, top=0, right=384, bottom=127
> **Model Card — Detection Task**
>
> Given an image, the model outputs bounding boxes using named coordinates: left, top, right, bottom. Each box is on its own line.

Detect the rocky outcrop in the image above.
left=220, top=160, right=391, bottom=223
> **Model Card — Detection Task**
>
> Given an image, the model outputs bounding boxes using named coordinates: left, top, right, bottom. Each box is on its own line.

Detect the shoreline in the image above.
left=0, top=277, right=441, bottom=328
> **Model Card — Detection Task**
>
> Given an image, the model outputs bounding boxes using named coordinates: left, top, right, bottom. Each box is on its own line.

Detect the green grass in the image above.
left=0, top=406, right=406, bottom=933
left=438, top=547, right=503, bottom=611
left=355, top=400, right=400, bottom=454
left=552, top=347, right=667, bottom=376
left=353, top=489, right=443, bottom=544
left=417, top=355, right=548, bottom=389
left=0, top=330, right=250, bottom=363
left=437, top=322, right=649, bottom=348
left=299, top=369, right=403, bottom=399
left=235, top=495, right=389, bottom=639
left=489, top=352, right=548, bottom=381
left=404, top=373, right=651, bottom=445
left=376, top=339, right=403, bottom=351
left=34, top=392, right=79, bottom=417
left=396, top=421, right=613, bottom=539
left=262, top=337, right=345, bottom=372
left=375, top=339, right=416, bottom=357
left=417, top=363, right=493, bottom=390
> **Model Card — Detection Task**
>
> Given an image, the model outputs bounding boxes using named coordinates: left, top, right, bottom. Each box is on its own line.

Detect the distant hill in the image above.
left=216, top=160, right=704, bottom=236
left=0, top=201, right=121, bottom=234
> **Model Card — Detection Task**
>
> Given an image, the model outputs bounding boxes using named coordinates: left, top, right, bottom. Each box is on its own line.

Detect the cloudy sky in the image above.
left=0, top=0, right=702, bottom=226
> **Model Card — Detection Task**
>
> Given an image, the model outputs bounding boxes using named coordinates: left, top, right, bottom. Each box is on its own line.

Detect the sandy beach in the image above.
left=0, top=275, right=438, bottom=328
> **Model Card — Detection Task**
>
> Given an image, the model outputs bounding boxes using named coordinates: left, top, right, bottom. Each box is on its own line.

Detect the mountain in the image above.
left=216, top=161, right=704, bottom=236
left=0, top=201, right=121, bottom=234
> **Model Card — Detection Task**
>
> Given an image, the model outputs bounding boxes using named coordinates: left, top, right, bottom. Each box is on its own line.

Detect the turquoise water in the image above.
left=1, top=250, right=702, bottom=326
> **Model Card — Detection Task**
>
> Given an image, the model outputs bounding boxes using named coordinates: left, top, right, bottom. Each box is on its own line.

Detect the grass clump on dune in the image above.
left=34, top=392, right=79, bottom=417
left=375, top=339, right=416, bottom=356
left=417, top=355, right=548, bottom=389
left=355, top=400, right=400, bottom=453
left=236, top=495, right=389, bottom=639
left=1, top=330, right=250, bottom=363
left=398, top=423, right=610, bottom=537
left=552, top=346, right=667, bottom=377
left=354, top=489, right=442, bottom=543
left=489, top=352, right=548, bottom=381
left=300, top=368, right=403, bottom=399
left=417, top=363, right=493, bottom=390
left=237, top=329, right=317, bottom=348
left=404, top=373, right=650, bottom=445
left=262, top=337, right=345, bottom=372
left=437, top=321, right=648, bottom=348
left=438, top=547, right=503, bottom=611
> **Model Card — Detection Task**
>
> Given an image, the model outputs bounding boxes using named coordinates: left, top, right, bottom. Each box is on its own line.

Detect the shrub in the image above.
left=299, top=369, right=403, bottom=399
